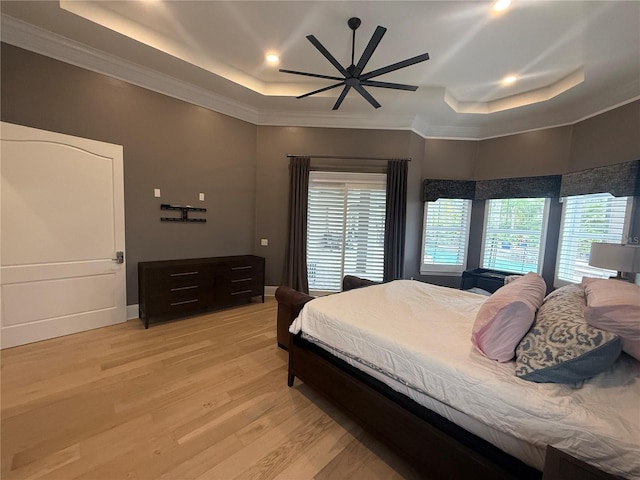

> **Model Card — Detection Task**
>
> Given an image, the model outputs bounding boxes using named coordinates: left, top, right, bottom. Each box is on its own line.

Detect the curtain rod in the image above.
left=287, top=154, right=411, bottom=162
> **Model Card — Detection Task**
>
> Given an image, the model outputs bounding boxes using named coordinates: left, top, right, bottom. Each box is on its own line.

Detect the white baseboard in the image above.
left=126, top=304, right=139, bottom=321
left=265, top=285, right=278, bottom=297
left=126, top=287, right=278, bottom=320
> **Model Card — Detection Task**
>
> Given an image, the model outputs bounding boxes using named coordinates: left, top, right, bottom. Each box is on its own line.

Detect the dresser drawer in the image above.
left=147, top=283, right=212, bottom=301
left=147, top=293, right=208, bottom=316
left=148, top=266, right=213, bottom=289
left=216, top=281, right=264, bottom=303
left=217, top=261, right=264, bottom=280
left=222, top=274, right=260, bottom=288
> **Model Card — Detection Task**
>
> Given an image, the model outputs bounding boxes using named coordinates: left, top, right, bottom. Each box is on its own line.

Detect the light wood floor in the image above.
left=1, top=299, right=422, bottom=479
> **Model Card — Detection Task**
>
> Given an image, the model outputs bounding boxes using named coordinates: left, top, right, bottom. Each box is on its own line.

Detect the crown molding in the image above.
left=2, top=14, right=638, bottom=141
left=0, top=15, right=428, bottom=135
left=570, top=81, right=640, bottom=124
left=410, top=116, right=483, bottom=140
left=1, top=15, right=260, bottom=125
left=445, top=68, right=585, bottom=114
left=471, top=89, right=640, bottom=141
left=256, top=109, right=417, bottom=131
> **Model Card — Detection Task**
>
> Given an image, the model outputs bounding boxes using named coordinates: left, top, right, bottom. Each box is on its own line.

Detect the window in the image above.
left=421, top=198, right=472, bottom=274
left=307, top=171, right=386, bottom=293
left=555, top=193, right=633, bottom=285
left=481, top=198, right=549, bottom=274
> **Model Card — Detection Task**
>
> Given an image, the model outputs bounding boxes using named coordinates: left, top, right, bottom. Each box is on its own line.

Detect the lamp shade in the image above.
left=589, top=243, right=640, bottom=273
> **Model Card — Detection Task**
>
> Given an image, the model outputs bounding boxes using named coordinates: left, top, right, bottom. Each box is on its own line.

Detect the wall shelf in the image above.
left=160, top=203, right=207, bottom=223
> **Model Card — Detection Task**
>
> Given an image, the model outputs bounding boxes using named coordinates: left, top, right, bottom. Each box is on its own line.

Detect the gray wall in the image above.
left=1, top=44, right=257, bottom=304
left=404, top=132, right=427, bottom=281
left=414, top=102, right=639, bottom=288
left=569, top=101, right=640, bottom=170
left=423, top=138, right=477, bottom=180
left=2, top=43, right=639, bottom=303
left=475, top=126, right=572, bottom=179
left=254, top=126, right=415, bottom=285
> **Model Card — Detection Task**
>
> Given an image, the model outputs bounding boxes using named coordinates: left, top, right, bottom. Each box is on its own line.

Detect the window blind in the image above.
left=481, top=198, right=548, bottom=274
left=307, top=172, right=386, bottom=293
left=555, top=194, right=632, bottom=285
left=421, top=198, right=472, bottom=274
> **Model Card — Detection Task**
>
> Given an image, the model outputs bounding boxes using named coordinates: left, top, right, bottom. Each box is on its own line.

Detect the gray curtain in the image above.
left=384, top=159, right=408, bottom=281
left=281, top=156, right=310, bottom=293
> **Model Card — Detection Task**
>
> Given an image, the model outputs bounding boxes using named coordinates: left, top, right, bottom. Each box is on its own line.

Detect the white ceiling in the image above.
left=1, top=0, right=639, bottom=139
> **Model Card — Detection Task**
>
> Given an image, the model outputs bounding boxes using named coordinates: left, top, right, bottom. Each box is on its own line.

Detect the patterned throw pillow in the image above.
left=515, top=284, right=622, bottom=383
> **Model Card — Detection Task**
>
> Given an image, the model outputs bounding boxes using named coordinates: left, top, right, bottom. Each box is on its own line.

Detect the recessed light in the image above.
left=502, top=75, right=518, bottom=85
left=493, top=0, right=511, bottom=12
left=266, top=54, right=279, bottom=65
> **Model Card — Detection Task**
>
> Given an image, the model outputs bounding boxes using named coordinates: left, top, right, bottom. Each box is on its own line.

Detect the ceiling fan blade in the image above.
left=332, top=85, right=352, bottom=110
left=306, top=35, right=349, bottom=77
left=354, top=85, right=381, bottom=109
left=353, top=26, right=386, bottom=77
left=297, top=82, right=345, bottom=99
left=360, top=52, right=430, bottom=81
left=279, top=69, right=344, bottom=81
left=360, top=80, right=418, bottom=91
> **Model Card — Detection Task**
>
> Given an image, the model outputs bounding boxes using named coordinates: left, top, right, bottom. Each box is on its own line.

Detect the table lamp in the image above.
left=589, top=243, right=640, bottom=279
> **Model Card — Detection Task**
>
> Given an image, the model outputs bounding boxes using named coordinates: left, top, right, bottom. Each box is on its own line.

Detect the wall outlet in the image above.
left=199, top=192, right=205, bottom=201
left=154, top=188, right=161, bottom=198
left=260, top=238, right=268, bottom=246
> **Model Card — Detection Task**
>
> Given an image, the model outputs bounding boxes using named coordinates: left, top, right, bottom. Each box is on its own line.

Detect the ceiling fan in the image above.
left=279, top=17, right=430, bottom=110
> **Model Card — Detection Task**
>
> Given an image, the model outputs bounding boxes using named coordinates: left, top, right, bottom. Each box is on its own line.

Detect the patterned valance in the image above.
left=559, top=160, right=640, bottom=198
left=422, top=179, right=476, bottom=202
left=475, top=175, right=561, bottom=200
left=422, top=163, right=640, bottom=201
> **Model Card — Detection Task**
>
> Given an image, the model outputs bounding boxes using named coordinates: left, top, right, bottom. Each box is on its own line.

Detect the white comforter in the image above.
left=290, top=280, right=640, bottom=479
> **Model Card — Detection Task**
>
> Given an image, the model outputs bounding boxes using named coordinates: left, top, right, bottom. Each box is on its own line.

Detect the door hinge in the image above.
left=112, top=251, right=124, bottom=264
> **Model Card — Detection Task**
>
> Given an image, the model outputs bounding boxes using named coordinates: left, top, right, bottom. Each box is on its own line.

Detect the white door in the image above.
left=0, top=122, right=126, bottom=348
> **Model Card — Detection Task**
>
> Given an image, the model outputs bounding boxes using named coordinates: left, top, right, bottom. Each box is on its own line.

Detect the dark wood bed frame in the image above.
left=275, top=276, right=622, bottom=480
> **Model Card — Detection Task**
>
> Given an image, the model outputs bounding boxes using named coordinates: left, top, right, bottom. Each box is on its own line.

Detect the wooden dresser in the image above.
left=138, top=255, right=265, bottom=328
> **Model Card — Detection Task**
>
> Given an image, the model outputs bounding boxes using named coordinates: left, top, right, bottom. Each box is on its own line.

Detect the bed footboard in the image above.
left=288, top=334, right=541, bottom=480
left=277, top=278, right=532, bottom=477
left=279, top=278, right=619, bottom=480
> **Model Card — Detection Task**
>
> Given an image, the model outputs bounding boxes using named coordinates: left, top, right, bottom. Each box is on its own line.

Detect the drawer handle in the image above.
left=170, top=271, right=199, bottom=277
left=231, top=290, right=252, bottom=295
left=170, top=285, right=198, bottom=291
left=231, top=278, right=253, bottom=283
left=231, top=266, right=252, bottom=270
left=170, top=299, right=199, bottom=306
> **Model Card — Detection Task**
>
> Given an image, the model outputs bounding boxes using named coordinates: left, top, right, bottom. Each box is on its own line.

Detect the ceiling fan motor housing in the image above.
left=348, top=17, right=362, bottom=31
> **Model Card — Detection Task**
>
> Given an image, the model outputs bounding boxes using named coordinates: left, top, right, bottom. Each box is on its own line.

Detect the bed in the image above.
left=275, top=276, right=640, bottom=480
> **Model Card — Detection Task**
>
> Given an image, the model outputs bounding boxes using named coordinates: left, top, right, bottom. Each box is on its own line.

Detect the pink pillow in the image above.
left=582, top=278, right=640, bottom=361
left=471, top=272, right=547, bottom=362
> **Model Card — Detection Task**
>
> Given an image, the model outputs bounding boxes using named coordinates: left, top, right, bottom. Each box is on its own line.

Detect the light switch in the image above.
left=260, top=238, right=268, bottom=246
left=154, top=188, right=161, bottom=198
left=199, top=193, right=205, bottom=201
